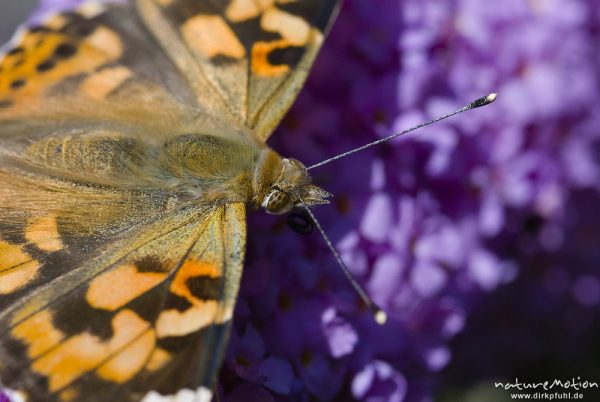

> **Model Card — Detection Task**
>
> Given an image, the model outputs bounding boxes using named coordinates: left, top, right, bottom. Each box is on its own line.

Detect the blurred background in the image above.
left=0, top=2, right=36, bottom=42
left=1, top=1, right=599, bottom=401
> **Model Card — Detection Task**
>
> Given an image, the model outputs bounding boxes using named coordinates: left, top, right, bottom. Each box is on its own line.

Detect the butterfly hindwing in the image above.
left=136, top=0, right=341, bottom=141
left=0, top=202, right=246, bottom=402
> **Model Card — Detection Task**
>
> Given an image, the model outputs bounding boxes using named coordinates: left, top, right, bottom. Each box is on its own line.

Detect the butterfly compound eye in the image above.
left=264, top=189, right=294, bottom=214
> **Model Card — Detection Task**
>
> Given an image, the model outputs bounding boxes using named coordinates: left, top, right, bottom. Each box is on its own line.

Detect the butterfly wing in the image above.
left=0, top=2, right=253, bottom=145
left=135, top=0, right=342, bottom=141
left=0, top=4, right=250, bottom=400
left=0, top=3, right=182, bottom=115
left=0, top=188, right=246, bottom=402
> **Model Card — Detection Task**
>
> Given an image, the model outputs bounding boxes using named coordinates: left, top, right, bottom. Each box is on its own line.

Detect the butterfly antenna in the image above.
left=307, top=93, right=497, bottom=170
left=294, top=192, right=387, bottom=325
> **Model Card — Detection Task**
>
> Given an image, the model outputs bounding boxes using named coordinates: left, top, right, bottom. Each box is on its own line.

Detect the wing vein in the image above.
left=0, top=258, right=35, bottom=274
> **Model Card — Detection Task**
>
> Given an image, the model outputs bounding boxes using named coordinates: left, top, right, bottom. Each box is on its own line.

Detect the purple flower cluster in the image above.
left=2, top=1, right=599, bottom=402
left=228, top=0, right=600, bottom=400
left=440, top=189, right=600, bottom=397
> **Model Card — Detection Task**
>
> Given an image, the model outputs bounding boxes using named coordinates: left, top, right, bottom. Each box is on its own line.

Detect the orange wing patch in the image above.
left=225, top=0, right=266, bottom=22
left=261, top=8, right=311, bottom=47
left=181, top=15, right=245, bottom=59
left=156, top=259, right=222, bottom=338
left=0, top=240, right=40, bottom=294
left=155, top=302, right=218, bottom=338
left=0, top=214, right=66, bottom=296
left=76, top=2, right=108, bottom=19
left=145, top=347, right=171, bottom=372
left=96, top=329, right=155, bottom=383
left=80, top=25, right=124, bottom=58
left=32, top=309, right=150, bottom=392
left=79, top=65, right=133, bottom=100
left=86, top=264, right=167, bottom=311
left=251, top=40, right=294, bottom=77
left=25, top=214, right=64, bottom=252
left=12, top=310, right=65, bottom=359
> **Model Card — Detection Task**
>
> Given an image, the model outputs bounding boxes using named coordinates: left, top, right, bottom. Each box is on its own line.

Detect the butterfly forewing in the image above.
left=0, top=3, right=194, bottom=120
left=136, top=0, right=341, bottom=140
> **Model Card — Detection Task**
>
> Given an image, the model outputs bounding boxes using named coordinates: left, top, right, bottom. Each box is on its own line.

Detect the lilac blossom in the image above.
left=1, top=0, right=599, bottom=401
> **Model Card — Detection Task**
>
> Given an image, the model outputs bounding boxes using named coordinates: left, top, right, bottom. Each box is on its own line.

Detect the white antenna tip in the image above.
left=486, top=93, right=498, bottom=103
left=374, top=309, right=387, bottom=325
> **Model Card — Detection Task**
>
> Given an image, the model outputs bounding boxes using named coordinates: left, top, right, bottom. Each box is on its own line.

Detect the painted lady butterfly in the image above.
left=0, top=1, right=340, bottom=401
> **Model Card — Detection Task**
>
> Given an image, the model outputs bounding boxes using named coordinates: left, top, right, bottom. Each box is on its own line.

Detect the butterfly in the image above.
left=0, top=0, right=342, bottom=401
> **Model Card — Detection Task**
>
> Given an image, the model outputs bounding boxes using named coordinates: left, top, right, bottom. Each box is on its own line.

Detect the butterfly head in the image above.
left=261, top=158, right=331, bottom=215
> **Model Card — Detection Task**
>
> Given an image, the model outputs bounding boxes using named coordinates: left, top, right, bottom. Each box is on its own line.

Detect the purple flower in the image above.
left=571, top=275, right=600, bottom=308
left=240, top=0, right=600, bottom=399
left=321, top=308, right=359, bottom=358
left=224, top=384, right=275, bottom=402
left=352, top=361, right=408, bottom=402
left=252, top=357, right=295, bottom=395
left=28, top=0, right=124, bottom=23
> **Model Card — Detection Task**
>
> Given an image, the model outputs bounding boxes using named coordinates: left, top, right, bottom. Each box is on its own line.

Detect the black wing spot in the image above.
left=75, top=24, right=96, bottom=37
left=10, top=79, right=26, bottom=90
left=164, top=293, right=193, bottom=312
left=267, top=45, right=304, bottom=67
left=12, top=59, right=25, bottom=68
left=0, top=99, right=13, bottom=109
left=278, top=0, right=339, bottom=33
left=29, top=26, right=52, bottom=33
left=53, top=299, right=115, bottom=340
left=36, top=59, right=56, bottom=72
left=135, top=255, right=165, bottom=273
left=7, top=47, right=24, bottom=56
left=54, top=43, right=77, bottom=59
left=186, top=276, right=222, bottom=301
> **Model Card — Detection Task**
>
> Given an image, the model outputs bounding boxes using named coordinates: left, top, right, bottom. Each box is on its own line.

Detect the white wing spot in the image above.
left=2, top=388, right=27, bottom=402
left=141, top=387, right=213, bottom=402
left=76, top=1, right=106, bottom=18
